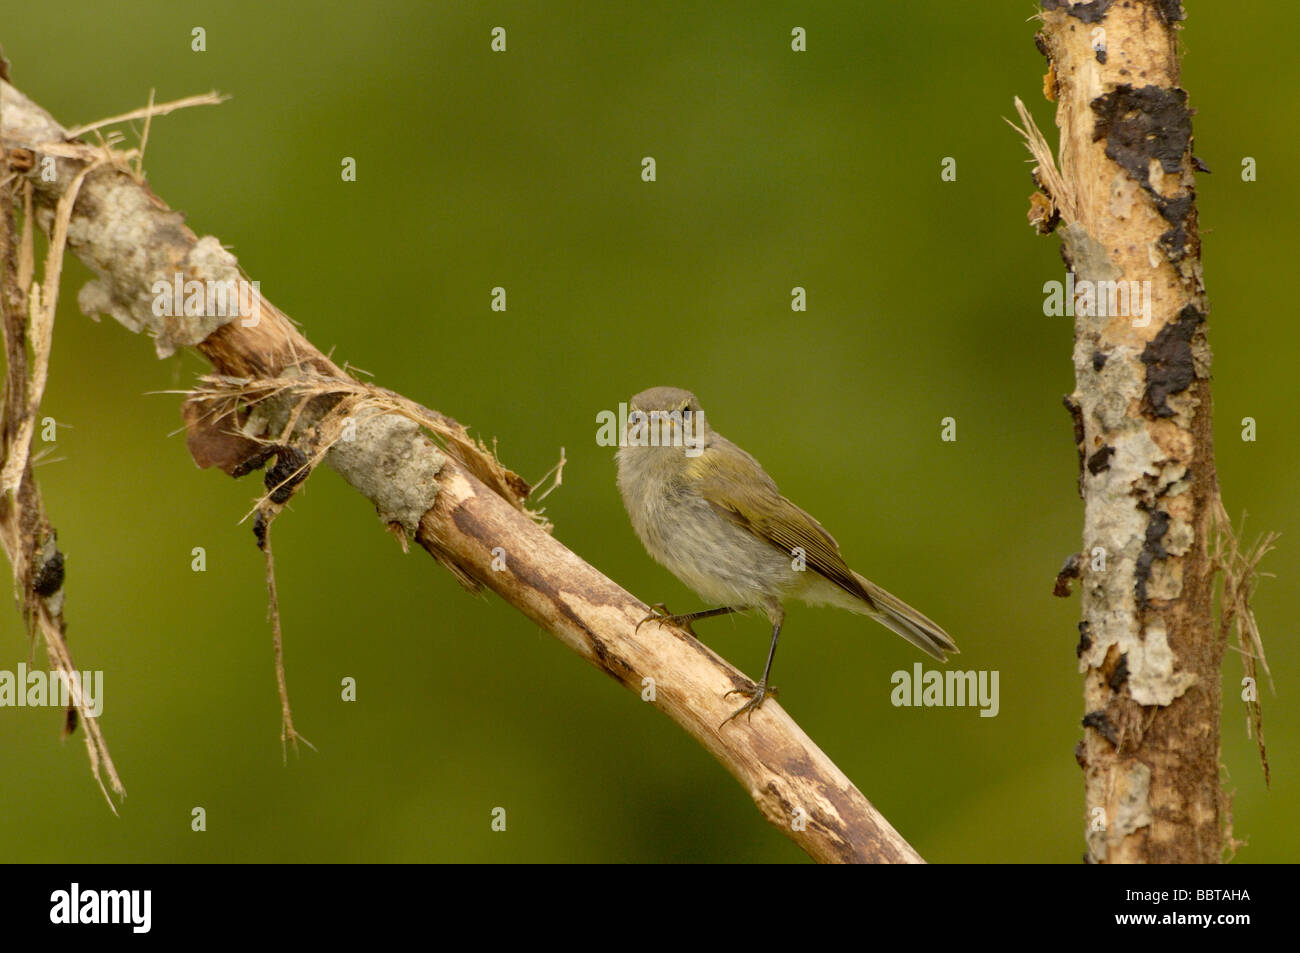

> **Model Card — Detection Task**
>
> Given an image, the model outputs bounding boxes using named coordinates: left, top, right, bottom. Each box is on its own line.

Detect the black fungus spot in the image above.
left=1154, top=0, right=1186, bottom=24
left=1041, top=0, right=1113, bottom=23
left=1134, top=506, right=1171, bottom=607
left=1155, top=194, right=1194, bottom=260
left=1092, top=85, right=1191, bottom=179
left=1063, top=394, right=1086, bottom=498
left=1156, top=194, right=1193, bottom=229
left=1092, top=84, right=1190, bottom=260
left=1092, top=350, right=1109, bottom=372
left=1108, top=652, right=1129, bottom=692
left=230, top=445, right=277, bottom=477
left=1082, top=709, right=1119, bottom=746
left=1087, top=445, right=1115, bottom=475
left=265, top=446, right=310, bottom=504
left=1091, top=85, right=1196, bottom=260
left=253, top=511, right=268, bottom=550
left=33, top=547, right=65, bottom=597
left=1076, top=621, right=1093, bottom=658
left=1095, top=47, right=1108, bottom=65
left=1063, top=395, right=1084, bottom=448
left=1141, top=304, right=1205, bottom=417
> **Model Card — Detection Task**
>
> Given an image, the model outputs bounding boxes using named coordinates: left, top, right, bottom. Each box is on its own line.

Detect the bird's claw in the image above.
left=636, top=603, right=698, bottom=637
left=635, top=603, right=671, bottom=634
left=719, top=682, right=778, bottom=727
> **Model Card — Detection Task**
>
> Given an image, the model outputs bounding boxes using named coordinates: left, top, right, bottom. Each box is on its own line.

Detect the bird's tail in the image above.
left=852, top=571, right=958, bottom=662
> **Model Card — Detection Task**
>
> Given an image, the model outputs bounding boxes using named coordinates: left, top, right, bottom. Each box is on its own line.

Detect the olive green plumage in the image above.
left=616, top=386, right=956, bottom=721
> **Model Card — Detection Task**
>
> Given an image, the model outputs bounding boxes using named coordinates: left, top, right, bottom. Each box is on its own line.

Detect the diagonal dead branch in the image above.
left=1, top=76, right=924, bottom=863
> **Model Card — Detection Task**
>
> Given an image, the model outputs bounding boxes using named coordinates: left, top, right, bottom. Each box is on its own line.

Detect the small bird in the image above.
left=616, top=386, right=957, bottom=725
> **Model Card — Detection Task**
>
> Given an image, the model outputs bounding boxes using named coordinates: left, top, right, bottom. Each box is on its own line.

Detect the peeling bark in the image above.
left=1025, top=1, right=1222, bottom=862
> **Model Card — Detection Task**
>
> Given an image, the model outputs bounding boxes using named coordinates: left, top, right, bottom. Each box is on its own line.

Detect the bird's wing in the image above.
left=687, top=439, right=876, bottom=608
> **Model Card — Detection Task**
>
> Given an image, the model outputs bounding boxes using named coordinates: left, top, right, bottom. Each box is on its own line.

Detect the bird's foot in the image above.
left=636, top=603, right=698, bottom=636
left=720, top=681, right=778, bottom=727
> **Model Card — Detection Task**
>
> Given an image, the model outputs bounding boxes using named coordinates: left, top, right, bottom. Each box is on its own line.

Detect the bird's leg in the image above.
left=636, top=604, right=738, bottom=637
left=721, top=617, right=782, bottom=726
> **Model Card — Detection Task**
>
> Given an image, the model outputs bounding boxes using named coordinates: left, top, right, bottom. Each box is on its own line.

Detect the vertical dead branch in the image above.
left=1019, top=1, right=1226, bottom=862
left=0, top=87, right=123, bottom=808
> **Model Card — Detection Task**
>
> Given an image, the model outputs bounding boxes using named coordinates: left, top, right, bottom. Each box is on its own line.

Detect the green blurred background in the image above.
left=2, top=1, right=1296, bottom=863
